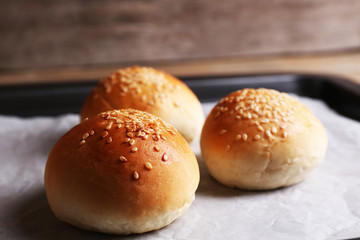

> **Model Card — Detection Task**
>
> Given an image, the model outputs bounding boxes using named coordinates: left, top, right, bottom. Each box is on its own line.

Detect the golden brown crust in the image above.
left=80, top=66, right=204, bottom=143
left=45, top=109, right=199, bottom=234
left=200, top=88, right=327, bottom=190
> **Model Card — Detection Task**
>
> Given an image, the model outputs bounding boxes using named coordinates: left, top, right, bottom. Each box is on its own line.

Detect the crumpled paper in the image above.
left=1, top=96, right=359, bottom=240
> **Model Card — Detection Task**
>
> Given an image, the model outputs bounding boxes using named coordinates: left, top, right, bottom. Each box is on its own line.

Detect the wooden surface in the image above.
left=1, top=52, right=360, bottom=85
left=1, top=0, right=360, bottom=69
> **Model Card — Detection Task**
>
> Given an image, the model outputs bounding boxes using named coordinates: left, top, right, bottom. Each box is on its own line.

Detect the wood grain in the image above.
left=1, top=0, right=360, bottom=69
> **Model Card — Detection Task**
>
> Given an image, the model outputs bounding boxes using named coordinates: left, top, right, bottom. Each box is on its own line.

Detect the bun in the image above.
left=200, top=88, right=327, bottom=190
left=80, top=66, right=204, bottom=143
left=45, top=109, right=200, bottom=234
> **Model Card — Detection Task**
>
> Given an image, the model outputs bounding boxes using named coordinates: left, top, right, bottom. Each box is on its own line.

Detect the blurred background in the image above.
left=1, top=0, right=360, bottom=84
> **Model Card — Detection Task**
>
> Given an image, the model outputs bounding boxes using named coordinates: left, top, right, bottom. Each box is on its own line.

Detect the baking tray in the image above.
left=0, top=73, right=359, bottom=121
left=1, top=73, right=360, bottom=240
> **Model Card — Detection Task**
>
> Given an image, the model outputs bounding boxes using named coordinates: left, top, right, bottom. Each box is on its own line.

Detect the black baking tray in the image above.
left=0, top=73, right=359, bottom=121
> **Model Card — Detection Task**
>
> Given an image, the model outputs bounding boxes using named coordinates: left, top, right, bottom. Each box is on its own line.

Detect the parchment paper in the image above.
left=1, top=96, right=359, bottom=240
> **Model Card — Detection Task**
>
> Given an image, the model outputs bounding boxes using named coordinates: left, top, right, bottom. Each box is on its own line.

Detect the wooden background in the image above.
left=1, top=0, right=360, bottom=70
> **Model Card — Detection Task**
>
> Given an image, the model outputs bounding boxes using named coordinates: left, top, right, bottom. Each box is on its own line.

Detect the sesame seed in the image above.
left=89, top=130, right=95, bottom=135
left=142, top=135, right=148, bottom=140
left=129, top=139, right=135, bottom=145
left=130, top=147, right=138, bottom=152
left=136, top=131, right=142, bottom=137
left=127, top=132, right=134, bottom=138
left=271, top=126, right=277, bottom=134
left=83, top=117, right=89, bottom=121
left=254, top=135, right=261, bottom=140
left=265, top=130, right=272, bottom=138
left=117, top=124, right=122, bottom=129
left=119, top=156, right=127, bottom=162
left=261, top=119, right=270, bottom=124
left=107, top=137, right=112, bottom=143
left=236, top=134, right=242, bottom=141
left=243, top=133, right=248, bottom=141
left=133, top=171, right=139, bottom=180
left=106, top=122, right=113, bottom=130
left=82, top=133, right=89, bottom=139
left=283, top=132, right=288, bottom=138
left=102, top=131, right=109, bottom=138
left=253, top=121, right=260, bottom=126
left=123, top=138, right=130, bottom=143
left=257, top=126, right=264, bottom=132
left=154, top=146, right=160, bottom=152
left=145, top=162, right=153, bottom=170
left=79, top=140, right=85, bottom=145
left=153, top=135, right=159, bottom=141
left=219, top=129, right=227, bottom=135
left=236, top=115, right=241, bottom=120
left=280, top=125, right=286, bottom=129
left=162, top=153, right=168, bottom=161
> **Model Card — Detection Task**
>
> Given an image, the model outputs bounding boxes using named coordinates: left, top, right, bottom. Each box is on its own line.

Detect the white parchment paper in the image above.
left=1, top=96, right=359, bottom=240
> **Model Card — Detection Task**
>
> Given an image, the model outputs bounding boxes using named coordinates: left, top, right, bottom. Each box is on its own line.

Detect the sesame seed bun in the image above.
left=80, top=66, right=204, bottom=143
left=44, top=109, right=200, bottom=235
left=200, top=88, right=327, bottom=190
